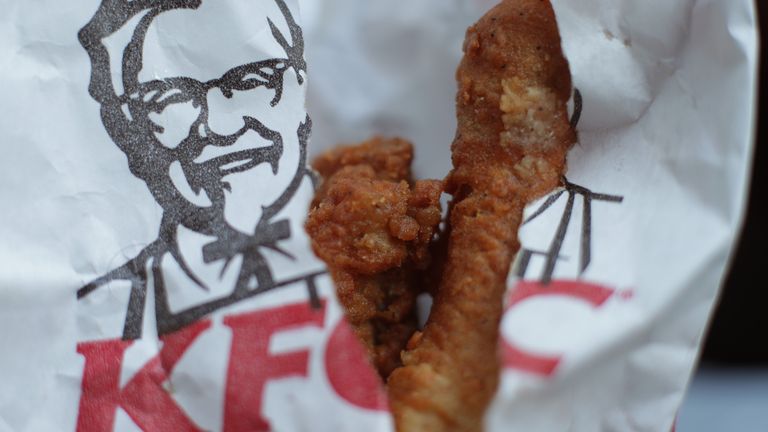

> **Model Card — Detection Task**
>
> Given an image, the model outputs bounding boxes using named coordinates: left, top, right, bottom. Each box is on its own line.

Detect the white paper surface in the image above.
left=0, top=0, right=758, bottom=431
left=0, top=1, right=390, bottom=431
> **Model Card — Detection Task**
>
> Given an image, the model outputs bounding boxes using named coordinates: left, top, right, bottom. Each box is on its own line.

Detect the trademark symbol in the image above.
left=618, top=290, right=634, bottom=300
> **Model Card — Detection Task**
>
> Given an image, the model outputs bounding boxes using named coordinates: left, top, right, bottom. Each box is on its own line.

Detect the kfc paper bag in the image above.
left=0, top=1, right=389, bottom=431
left=0, top=0, right=758, bottom=431
left=302, top=0, right=758, bottom=431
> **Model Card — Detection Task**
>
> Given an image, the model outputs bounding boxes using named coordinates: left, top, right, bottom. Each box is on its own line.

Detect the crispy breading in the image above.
left=311, top=136, right=414, bottom=183
left=386, top=1, right=576, bottom=430
left=306, top=138, right=442, bottom=377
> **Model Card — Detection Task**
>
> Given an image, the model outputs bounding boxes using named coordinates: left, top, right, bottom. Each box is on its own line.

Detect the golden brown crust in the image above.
left=387, top=1, right=576, bottom=430
left=311, top=136, right=414, bottom=183
left=306, top=139, right=442, bottom=378
left=307, top=165, right=411, bottom=275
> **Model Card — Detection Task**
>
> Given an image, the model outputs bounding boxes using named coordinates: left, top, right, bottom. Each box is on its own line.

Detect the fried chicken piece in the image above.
left=312, top=136, right=414, bottom=183
left=387, top=1, right=576, bottom=430
left=306, top=138, right=442, bottom=377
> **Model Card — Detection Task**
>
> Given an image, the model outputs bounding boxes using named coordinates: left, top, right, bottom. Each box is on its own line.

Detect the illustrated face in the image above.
left=115, top=0, right=306, bottom=234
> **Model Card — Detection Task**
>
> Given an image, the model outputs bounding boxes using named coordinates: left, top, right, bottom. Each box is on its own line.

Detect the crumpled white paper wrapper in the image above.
left=301, top=0, right=758, bottom=431
left=0, top=1, right=389, bottom=431
left=0, top=0, right=757, bottom=431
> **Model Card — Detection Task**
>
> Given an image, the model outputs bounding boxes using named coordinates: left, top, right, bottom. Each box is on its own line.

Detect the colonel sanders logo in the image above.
left=76, top=0, right=320, bottom=340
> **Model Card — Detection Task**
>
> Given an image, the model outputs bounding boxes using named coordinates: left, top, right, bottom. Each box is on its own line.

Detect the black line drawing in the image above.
left=515, top=178, right=623, bottom=283
left=76, top=0, right=323, bottom=340
left=515, top=90, right=624, bottom=284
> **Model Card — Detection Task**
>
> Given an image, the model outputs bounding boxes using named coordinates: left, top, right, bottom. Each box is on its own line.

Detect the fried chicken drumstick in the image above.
left=386, top=0, right=576, bottom=430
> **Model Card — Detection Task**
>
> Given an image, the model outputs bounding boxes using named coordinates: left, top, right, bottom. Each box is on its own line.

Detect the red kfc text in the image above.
left=501, top=280, right=615, bottom=376
left=76, top=299, right=387, bottom=431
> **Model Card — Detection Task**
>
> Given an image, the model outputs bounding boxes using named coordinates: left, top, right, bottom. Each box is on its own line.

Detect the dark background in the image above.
left=701, top=2, right=766, bottom=364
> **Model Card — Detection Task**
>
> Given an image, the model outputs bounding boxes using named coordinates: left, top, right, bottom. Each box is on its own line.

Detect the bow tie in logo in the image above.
left=201, top=219, right=292, bottom=266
